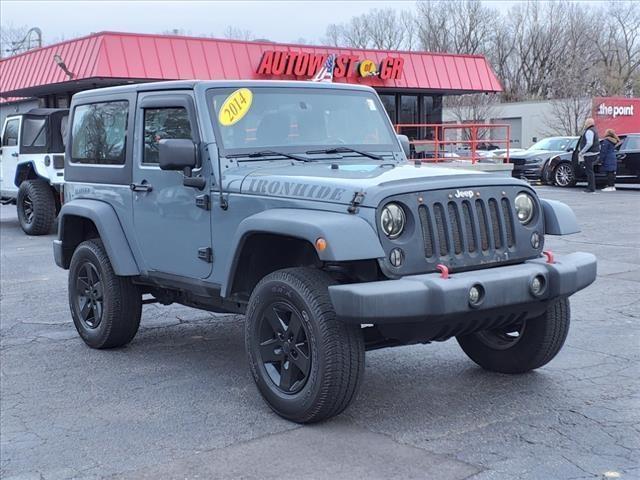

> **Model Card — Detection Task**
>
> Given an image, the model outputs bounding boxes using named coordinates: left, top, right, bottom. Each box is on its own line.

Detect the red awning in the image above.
left=0, top=31, right=502, bottom=97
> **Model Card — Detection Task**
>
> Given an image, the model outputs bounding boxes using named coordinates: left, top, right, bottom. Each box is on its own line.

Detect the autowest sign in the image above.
left=593, top=97, right=640, bottom=135
left=256, top=50, right=404, bottom=80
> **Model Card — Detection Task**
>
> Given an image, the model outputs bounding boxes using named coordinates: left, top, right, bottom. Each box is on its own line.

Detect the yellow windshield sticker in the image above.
left=218, top=88, right=253, bottom=126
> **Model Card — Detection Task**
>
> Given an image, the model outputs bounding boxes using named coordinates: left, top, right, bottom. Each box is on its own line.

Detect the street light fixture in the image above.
left=53, top=54, right=74, bottom=79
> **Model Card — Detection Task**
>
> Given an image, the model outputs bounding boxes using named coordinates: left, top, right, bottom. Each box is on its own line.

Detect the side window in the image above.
left=143, top=107, right=192, bottom=164
left=60, top=114, right=69, bottom=148
left=2, top=119, right=19, bottom=146
left=71, top=101, right=128, bottom=164
left=21, top=117, right=47, bottom=147
left=623, top=136, right=640, bottom=151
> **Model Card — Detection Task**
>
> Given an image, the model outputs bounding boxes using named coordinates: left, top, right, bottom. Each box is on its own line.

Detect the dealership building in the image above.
left=0, top=31, right=502, bottom=130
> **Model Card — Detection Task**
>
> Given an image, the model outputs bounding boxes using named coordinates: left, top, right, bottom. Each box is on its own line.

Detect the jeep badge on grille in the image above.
left=454, top=189, right=476, bottom=199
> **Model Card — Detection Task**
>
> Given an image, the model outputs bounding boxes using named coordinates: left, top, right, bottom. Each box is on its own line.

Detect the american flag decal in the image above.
left=311, top=54, right=336, bottom=83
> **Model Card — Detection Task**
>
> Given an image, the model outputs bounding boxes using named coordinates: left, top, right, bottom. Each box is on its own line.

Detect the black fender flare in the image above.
left=55, top=199, right=140, bottom=275
left=14, top=161, right=48, bottom=187
left=221, top=208, right=384, bottom=296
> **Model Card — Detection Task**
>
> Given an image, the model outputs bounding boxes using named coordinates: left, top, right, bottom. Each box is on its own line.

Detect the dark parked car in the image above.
left=546, top=133, right=640, bottom=187
left=506, top=137, right=578, bottom=183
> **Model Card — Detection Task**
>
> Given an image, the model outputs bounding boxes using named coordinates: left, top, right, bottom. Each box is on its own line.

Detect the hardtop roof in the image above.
left=72, top=80, right=377, bottom=101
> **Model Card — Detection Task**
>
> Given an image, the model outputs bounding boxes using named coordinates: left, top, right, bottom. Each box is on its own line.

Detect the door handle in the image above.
left=130, top=180, right=153, bottom=192
left=11, top=152, right=19, bottom=157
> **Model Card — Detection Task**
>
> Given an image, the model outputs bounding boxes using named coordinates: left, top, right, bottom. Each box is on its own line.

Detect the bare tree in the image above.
left=543, top=97, right=592, bottom=136
left=223, top=26, right=254, bottom=41
left=593, top=2, right=640, bottom=96
left=445, top=93, right=502, bottom=142
left=416, top=0, right=495, bottom=54
left=1, top=24, right=41, bottom=58
left=322, top=0, right=638, bottom=102
left=323, top=8, right=414, bottom=50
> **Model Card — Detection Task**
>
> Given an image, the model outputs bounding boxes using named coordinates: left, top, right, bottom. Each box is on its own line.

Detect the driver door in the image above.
left=131, top=92, right=212, bottom=279
left=1, top=117, right=21, bottom=198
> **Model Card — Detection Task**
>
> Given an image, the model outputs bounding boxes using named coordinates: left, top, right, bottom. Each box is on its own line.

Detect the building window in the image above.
left=71, top=101, right=128, bottom=164
left=21, top=117, right=47, bottom=147
left=379, top=94, right=397, bottom=124
left=399, top=95, right=419, bottom=140
left=400, top=95, right=419, bottom=124
left=2, top=118, right=19, bottom=146
left=143, top=107, right=192, bottom=164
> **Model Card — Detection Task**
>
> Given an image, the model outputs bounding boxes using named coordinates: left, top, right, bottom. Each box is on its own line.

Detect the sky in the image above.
left=1, top=0, right=523, bottom=48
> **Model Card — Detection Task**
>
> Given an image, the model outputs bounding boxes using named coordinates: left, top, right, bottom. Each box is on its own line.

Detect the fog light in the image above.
left=531, top=275, right=546, bottom=296
left=531, top=231, right=541, bottom=249
left=389, top=248, right=404, bottom=267
left=468, top=284, right=484, bottom=307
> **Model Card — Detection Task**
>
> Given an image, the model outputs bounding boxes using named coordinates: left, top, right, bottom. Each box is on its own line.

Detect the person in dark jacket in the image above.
left=600, top=129, right=620, bottom=192
left=578, top=118, right=600, bottom=193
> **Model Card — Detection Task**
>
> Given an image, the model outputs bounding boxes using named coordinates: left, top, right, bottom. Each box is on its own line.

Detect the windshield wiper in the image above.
left=226, top=150, right=310, bottom=162
left=305, top=147, right=383, bottom=161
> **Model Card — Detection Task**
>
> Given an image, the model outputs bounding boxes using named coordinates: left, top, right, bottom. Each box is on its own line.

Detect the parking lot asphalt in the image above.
left=1, top=185, right=639, bottom=480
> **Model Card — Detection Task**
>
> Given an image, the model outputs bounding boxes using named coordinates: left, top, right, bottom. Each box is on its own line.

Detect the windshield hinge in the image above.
left=197, top=247, right=213, bottom=263
left=348, top=191, right=366, bottom=214
left=195, top=194, right=210, bottom=211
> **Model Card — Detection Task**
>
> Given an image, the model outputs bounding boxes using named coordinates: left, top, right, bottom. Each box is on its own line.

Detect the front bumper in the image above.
left=329, top=252, right=596, bottom=324
left=512, top=163, right=544, bottom=179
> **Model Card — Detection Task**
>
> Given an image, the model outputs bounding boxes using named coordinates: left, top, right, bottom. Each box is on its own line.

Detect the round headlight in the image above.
left=514, top=193, right=535, bottom=225
left=380, top=203, right=406, bottom=239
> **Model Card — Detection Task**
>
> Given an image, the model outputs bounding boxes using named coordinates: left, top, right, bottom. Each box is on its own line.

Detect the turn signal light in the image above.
left=315, top=238, right=327, bottom=252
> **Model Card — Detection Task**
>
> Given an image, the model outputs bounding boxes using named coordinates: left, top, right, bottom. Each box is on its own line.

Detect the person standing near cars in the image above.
left=578, top=118, right=600, bottom=193
left=600, top=129, right=620, bottom=192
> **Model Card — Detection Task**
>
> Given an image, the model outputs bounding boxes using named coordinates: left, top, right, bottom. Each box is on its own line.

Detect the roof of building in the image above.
left=0, top=31, right=502, bottom=98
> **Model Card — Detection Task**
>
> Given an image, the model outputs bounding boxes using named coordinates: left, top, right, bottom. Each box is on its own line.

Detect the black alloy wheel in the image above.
left=16, top=179, right=56, bottom=235
left=256, top=301, right=312, bottom=394
left=68, top=239, right=142, bottom=349
left=245, top=267, right=365, bottom=423
left=21, top=193, right=35, bottom=225
left=74, top=261, right=104, bottom=329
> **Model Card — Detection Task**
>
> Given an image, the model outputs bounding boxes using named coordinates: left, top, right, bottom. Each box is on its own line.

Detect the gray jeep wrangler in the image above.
left=54, top=80, right=596, bottom=423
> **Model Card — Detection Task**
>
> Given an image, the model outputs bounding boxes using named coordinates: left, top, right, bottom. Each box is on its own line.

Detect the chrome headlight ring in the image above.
left=380, top=202, right=406, bottom=239
left=514, top=192, right=535, bottom=225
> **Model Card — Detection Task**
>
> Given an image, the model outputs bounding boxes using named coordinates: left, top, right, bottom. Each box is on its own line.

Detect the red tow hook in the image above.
left=543, top=250, right=555, bottom=264
left=436, top=264, right=450, bottom=279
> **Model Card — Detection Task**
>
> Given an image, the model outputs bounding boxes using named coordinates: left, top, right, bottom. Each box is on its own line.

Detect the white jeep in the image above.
left=0, top=108, right=68, bottom=235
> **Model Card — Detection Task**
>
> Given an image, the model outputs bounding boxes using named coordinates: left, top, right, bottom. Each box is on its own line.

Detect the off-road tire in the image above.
left=245, top=267, right=365, bottom=423
left=17, top=179, right=56, bottom=235
left=456, top=298, right=570, bottom=374
left=69, top=239, right=142, bottom=349
left=553, top=162, right=577, bottom=188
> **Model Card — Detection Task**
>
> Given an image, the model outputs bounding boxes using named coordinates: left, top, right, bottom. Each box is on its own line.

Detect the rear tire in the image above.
left=456, top=298, right=570, bottom=374
left=553, top=163, right=577, bottom=187
left=245, top=267, right=365, bottom=423
left=17, top=179, right=56, bottom=235
left=69, top=239, right=142, bottom=349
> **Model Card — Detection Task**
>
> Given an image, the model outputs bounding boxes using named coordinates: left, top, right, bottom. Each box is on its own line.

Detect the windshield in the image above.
left=529, top=137, right=576, bottom=151
left=207, top=87, right=399, bottom=155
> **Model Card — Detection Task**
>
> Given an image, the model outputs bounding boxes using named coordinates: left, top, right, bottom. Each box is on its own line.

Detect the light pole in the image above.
left=6, top=27, right=42, bottom=56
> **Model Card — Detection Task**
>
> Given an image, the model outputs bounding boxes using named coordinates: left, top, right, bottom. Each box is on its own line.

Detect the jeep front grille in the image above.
left=418, top=196, right=515, bottom=260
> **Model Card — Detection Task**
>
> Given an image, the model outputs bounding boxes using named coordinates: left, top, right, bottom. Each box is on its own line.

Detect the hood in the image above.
left=510, top=149, right=561, bottom=160
left=222, top=160, right=525, bottom=208
left=509, top=149, right=562, bottom=165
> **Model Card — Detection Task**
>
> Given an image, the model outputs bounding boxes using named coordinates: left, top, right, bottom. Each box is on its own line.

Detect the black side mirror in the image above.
left=159, top=139, right=205, bottom=190
left=397, top=134, right=410, bottom=158
left=159, top=139, right=197, bottom=172
left=566, top=147, right=574, bottom=152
